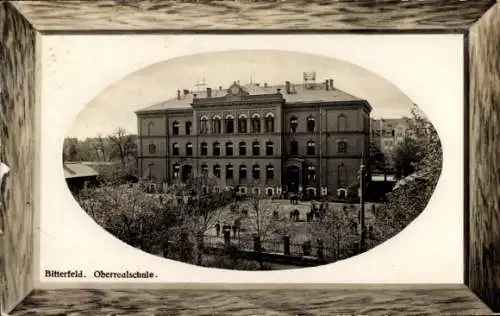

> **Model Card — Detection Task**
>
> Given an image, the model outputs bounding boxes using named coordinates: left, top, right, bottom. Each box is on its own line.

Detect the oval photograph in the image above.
left=63, top=50, right=442, bottom=271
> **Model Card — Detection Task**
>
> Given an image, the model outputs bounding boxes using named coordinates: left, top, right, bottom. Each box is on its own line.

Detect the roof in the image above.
left=137, top=82, right=365, bottom=113
left=63, top=163, right=99, bottom=179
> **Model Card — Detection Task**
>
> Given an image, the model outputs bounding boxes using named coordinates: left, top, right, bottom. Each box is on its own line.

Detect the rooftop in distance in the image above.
left=137, top=77, right=367, bottom=113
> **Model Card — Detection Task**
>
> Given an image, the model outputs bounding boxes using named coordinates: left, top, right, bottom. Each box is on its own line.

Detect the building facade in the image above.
left=136, top=78, right=372, bottom=197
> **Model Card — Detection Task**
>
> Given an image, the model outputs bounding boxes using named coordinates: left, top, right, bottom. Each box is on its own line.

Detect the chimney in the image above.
left=285, top=81, right=291, bottom=94
left=219, top=86, right=223, bottom=91
left=264, top=82, right=268, bottom=88
left=255, top=83, right=260, bottom=87
left=183, top=89, right=189, bottom=95
left=276, top=88, right=281, bottom=94
left=206, top=87, right=212, bottom=98
left=329, top=79, right=334, bottom=90
left=177, top=89, right=181, bottom=100
left=325, top=80, right=329, bottom=91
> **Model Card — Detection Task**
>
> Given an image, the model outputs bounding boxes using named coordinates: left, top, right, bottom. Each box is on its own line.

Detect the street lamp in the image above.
left=358, top=162, right=366, bottom=252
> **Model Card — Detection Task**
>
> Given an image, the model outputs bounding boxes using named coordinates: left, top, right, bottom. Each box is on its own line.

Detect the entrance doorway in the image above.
left=286, top=165, right=301, bottom=193
left=181, top=165, right=192, bottom=181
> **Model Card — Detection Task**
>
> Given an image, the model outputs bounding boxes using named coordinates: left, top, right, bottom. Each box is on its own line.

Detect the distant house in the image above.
left=64, top=163, right=99, bottom=193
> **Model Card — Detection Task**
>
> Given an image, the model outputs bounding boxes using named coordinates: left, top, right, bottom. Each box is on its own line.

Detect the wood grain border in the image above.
left=1, top=0, right=499, bottom=314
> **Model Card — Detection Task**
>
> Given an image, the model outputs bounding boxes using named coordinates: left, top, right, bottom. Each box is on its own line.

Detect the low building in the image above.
left=64, top=162, right=99, bottom=193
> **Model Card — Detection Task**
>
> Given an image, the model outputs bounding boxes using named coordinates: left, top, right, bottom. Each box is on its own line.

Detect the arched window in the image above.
left=225, top=115, right=235, bottom=134
left=172, top=121, right=179, bottom=135
left=173, top=164, right=180, bottom=179
left=337, top=140, right=348, bottom=153
left=148, top=144, right=156, bottom=154
left=265, top=141, right=274, bottom=156
left=307, top=165, right=316, bottom=182
left=212, top=116, right=222, bottom=134
left=201, top=163, right=209, bottom=176
left=238, top=114, right=248, bottom=133
left=264, top=113, right=275, bottom=133
left=147, top=122, right=154, bottom=136
left=185, top=121, right=192, bottom=135
left=266, top=165, right=274, bottom=181
left=172, top=143, right=179, bottom=156
left=252, top=141, right=260, bottom=156
left=186, top=143, right=193, bottom=156
left=239, top=165, right=247, bottom=179
left=213, top=164, right=221, bottom=178
left=290, top=140, right=298, bottom=155
left=213, top=142, right=220, bottom=156
left=306, top=140, right=315, bottom=155
left=252, top=164, right=260, bottom=179
left=307, top=116, right=315, bottom=132
left=338, top=164, right=347, bottom=186
left=200, top=116, right=208, bottom=134
left=337, top=114, right=347, bottom=132
left=251, top=114, right=261, bottom=133
left=226, top=164, right=234, bottom=179
left=200, top=142, right=208, bottom=156
left=225, top=142, right=234, bottom=156
left=290, top=116, right=298, bottom=133
left=239, top=142, right=247, bottom=156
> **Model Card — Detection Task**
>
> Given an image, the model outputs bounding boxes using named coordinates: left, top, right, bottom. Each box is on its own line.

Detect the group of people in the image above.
left=214, top=218, right=241, bottom=238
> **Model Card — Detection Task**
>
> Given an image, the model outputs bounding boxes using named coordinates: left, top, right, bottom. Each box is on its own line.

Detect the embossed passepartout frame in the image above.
left=0, top=1, right=499, bottom=314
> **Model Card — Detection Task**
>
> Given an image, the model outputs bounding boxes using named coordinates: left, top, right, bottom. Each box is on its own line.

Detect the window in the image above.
left=307, top=116, right=315, bottom=132
left=185, top=121, right=192, bottom=135
left=238, top=115, right=248, bottom=133
left=212, top=116, right=222, bottom=134
left=225, top=115, right=235, bottom=134
left=173, top=164, right=180, bottom=179
left=252, top=141, right=260, bottom=156
left=201, top=163, right=209, bottom=176
left=213, top=164, right=221, bottom=178
left=225, top=142, right=234, bottom=156
left=337, top=114, right=347, bottom=132
left=307, top=165, right=316, bottom=182
left=200, top=117, right=208, bottom=134
left=290, top=141, right=298, bottom=155
left=147, top=121, right=154, bottom=136
left=251, top=114, right=261, bottom=133
left=266, top=165, right=274, bottom=181
left=337, top=140, right=348, bottom=153
left=267, top=188, right=273, bottom=196
left=200, top=142, right=208, bottom=156
left=148, top=144, right=156, bottom=154
left=213, top=142, right=220, bottom=156
left=239, top=142, right=247, bottom=156
left=391, top=130, right=395, bottom=137
left=252, top=164, right=260, bottom=179
left=338, top=164, right=347, bottom=186
left=186, top=143, right=193, bottom=156
left=264, top=113, right=275, bottom=133
left=290, top=116, right=298, bottom=133
left=307, top=141, right=315, bottom=155
left=265, top=141, right=274, bottom=156
left=172, top=121, right=179, bottom=135
left=226, top=164, right=234, bottom=179
left=239, top=165, right=247, bottom=180
left=172, top=143, right=179, bottom=156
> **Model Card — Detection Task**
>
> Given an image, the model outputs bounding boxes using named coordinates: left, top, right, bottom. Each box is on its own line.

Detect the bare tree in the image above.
left=109, top=127, right=135, bottom=168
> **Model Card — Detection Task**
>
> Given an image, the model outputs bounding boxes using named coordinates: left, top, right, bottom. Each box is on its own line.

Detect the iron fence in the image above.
left=202, top=234, right=371, bottom=262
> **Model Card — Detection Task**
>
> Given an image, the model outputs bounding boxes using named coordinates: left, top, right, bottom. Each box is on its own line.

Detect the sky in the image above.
left=67, top=50, right=415, bottom=140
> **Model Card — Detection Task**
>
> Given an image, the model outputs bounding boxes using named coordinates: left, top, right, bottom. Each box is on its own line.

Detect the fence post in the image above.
left=283, top=235, right=290, bottom=255
left=223, top=230, right=231, bottom=249
left=253, top=234, right=261, bottom=252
